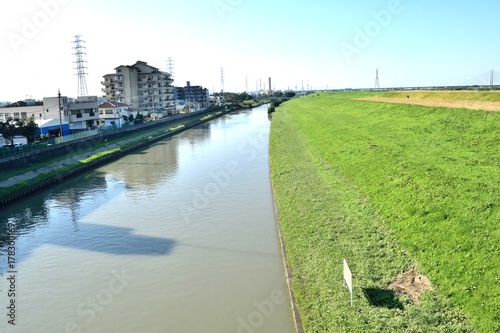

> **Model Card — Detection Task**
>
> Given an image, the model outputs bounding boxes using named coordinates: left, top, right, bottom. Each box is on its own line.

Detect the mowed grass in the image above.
left=338, top=90, right=500, bottom=102
left=269, top=92, right=499, bottom=332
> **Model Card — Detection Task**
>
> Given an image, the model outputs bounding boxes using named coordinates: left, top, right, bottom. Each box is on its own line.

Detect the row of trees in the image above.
left=0, top=118, right=38, bottom=146
left=267, top=99, right=284, bottom=115
left=214, top=91, right=296, bottom=103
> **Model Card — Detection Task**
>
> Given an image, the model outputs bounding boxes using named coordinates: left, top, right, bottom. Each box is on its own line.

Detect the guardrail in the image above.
left=0, top=107, right=224, bottom=160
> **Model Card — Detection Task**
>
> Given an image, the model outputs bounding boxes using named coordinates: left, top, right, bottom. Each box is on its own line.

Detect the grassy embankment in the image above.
left=0, top=110, right=226, bottom=198
left=270, top=91, right=499, bottom=332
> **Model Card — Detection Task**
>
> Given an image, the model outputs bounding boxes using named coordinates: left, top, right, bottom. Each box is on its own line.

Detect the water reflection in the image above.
left=109, top=140, right=180, bottom=187
left=0, top=106, right=295, bottom=333
left=0, top=174, right=109, bottom=247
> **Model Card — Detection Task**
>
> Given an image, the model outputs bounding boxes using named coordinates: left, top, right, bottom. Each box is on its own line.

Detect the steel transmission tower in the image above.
left=375, top=68, right=380, bottom=89
left=167, top=57, right=175, bottom=79
left=220, top=67, right=225, bottom=93
left=72, top=35, right=89, bottom=97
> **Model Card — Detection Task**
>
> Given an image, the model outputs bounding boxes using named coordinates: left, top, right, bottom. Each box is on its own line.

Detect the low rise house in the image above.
left=0, top=95, right=99, bottom=136
left=69, top=96, right=100, bottom=131
left=98, top=101, right=136, bottom=127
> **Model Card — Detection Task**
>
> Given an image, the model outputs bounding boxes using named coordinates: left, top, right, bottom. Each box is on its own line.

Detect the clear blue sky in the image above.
left=1, top=0, right=499, bottom=101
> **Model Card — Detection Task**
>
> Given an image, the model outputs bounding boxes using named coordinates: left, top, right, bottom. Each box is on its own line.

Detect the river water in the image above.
left=0, top=105, right=295, bottom=333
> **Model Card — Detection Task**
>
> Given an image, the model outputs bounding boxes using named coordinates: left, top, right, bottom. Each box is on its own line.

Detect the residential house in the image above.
left=68, top=96, right=100, bottom=131
left=98, top=101, right=136, bottom=127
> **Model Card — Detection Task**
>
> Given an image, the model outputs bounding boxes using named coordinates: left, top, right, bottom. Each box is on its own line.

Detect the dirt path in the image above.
left=357, top=97, right=500, bottom=112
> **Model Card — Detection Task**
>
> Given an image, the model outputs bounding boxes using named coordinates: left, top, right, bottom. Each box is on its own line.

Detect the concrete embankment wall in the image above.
left=0, top=108, right=229, bottom=207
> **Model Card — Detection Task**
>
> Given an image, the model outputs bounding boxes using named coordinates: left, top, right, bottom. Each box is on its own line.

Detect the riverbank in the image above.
left=0, top=108, right=230, bottom=207
left=270, top=92, right=499, bottom=332
left=0, top=104, right=296, bottom=332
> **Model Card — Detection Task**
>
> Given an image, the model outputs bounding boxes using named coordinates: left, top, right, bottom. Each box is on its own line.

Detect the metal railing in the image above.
left=0, top=107, right=224, bottom=160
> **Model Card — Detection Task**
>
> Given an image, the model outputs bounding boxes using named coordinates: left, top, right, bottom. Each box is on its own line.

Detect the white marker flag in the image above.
left=343, top=259, right=353, bottom=306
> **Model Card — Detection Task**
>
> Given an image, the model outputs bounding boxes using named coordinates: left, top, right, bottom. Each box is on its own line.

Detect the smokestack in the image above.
left=268, top=77, right=272, bottom=95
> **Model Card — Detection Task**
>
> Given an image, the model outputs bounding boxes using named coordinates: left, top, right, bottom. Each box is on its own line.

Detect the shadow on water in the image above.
left=51, top=223, right=176, bottom=256
left=363, top=288, right=405, bottom=310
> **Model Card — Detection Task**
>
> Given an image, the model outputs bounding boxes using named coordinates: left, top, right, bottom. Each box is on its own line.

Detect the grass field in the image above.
left=270, top=92, right=499, bottom=332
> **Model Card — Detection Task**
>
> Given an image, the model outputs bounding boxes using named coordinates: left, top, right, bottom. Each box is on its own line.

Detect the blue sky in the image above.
left=1, top=0, right=499, bottom=101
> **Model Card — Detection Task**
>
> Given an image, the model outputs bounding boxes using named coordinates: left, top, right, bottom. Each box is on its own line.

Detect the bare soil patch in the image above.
left=358, top=97, right=500, bottom=112
left=387, top=265, right=433, bottom=302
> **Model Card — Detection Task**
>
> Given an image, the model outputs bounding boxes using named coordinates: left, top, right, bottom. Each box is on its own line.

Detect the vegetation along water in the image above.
left=269, top=91, right=499, bottom=332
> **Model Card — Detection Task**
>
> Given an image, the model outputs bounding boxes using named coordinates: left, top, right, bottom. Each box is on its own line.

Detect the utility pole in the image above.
left=375, top=68, right=380, bottom=89
left=58, top=89, right=63, bottom=137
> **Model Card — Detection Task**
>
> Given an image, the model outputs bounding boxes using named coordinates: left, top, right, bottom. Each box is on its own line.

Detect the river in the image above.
left=0, top=105, right=295, bottom=333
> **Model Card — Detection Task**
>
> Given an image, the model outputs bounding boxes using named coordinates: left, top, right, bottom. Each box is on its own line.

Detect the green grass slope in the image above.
left=270, top=92, right=499, bottom=332
left=335, top=90, right=500, bottom=102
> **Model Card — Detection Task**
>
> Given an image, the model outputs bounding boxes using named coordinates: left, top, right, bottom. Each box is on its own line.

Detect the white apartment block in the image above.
left=102, top=61, right=175, bottom=115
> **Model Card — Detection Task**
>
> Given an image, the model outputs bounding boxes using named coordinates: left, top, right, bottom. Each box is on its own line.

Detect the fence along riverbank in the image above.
left=0, top=108, right=231, bottom=208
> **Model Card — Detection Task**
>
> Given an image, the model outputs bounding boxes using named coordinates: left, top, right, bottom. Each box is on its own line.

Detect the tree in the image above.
left=122, top=115, right=129, bottom=123
left=0, top=118, right=19, bottom=146
left=18, top=118, right=38, bottom=143
left=128, top=114, right=134, bottom=122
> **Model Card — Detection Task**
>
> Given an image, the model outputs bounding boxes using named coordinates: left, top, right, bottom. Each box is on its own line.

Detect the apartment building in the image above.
left=102, top=61, right=175, bottom=115
left=174, top=81, right=210, bottom=110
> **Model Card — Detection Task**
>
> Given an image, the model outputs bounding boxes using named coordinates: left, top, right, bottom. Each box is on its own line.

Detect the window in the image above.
left=99, top=110, right=104, bottom=115
left=105, top=110, right=114, bottom=115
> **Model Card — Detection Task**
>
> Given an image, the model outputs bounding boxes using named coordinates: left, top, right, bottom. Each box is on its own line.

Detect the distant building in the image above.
left=0, top=96, right=99, bottom=136
left=174, top=81, right=209, bottom=110
left=102, top=61, right=175, bottom=115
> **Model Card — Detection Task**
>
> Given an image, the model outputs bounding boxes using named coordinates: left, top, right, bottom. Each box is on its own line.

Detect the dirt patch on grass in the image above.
left=358, top=97, right=500, bottom=112
left=388, top=265, right=433, bottom=302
